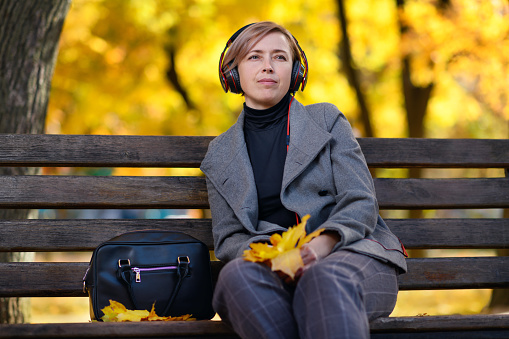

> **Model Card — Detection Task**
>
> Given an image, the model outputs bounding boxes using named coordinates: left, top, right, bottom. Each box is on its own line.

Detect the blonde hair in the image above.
left=221, top=21, right=301, bottom=73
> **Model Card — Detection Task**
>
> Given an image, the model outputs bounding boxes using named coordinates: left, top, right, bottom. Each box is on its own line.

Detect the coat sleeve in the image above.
left=318, top=105, right=380, bottom=248
left=205, top=176, right=271, bottom=263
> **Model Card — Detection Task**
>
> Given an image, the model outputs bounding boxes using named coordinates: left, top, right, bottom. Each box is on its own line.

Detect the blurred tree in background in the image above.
left=47, top=0, right=509, bottom=140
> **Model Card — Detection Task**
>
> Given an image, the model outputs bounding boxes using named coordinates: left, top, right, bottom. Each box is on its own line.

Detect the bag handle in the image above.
left=117, top=256, right=190, bottom=315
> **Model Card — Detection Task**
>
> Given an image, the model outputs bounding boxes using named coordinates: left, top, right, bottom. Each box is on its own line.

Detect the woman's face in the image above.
left=237, top=32, right=293, bottom=110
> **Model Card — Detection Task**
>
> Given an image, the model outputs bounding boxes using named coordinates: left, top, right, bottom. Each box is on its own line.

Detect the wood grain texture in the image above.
left=358, top=138, right=509, bottom=168
left=0, top=134, right=214, bottom=168
left=0, top=175, right=209, bottom=209
left=0, top=219, right=215, bottom=251
left=386, top=218, right=509, bottom=249
left=374, top=178, right=509, bottom=209
left=0, top=315, right=507, bottom=338
left=1, top=135, right=508, bottom=168
left=0, top=257, right=507, bottom=297
left=1, top=176, right=508, bottom=209
left=0, top=218, right=507, bottom=252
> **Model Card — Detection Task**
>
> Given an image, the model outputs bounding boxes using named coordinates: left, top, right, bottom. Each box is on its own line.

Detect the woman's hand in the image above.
left=295, top=231, right=341, bottom=279
left=260, top=231, right=341, bottom=285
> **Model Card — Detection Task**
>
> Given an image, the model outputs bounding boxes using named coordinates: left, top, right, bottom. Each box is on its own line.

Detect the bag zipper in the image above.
left=131, top=265, right=178, bottom=283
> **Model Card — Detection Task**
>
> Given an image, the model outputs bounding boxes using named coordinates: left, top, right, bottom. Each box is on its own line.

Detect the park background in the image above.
left=9, top=0, right=509, bottom=322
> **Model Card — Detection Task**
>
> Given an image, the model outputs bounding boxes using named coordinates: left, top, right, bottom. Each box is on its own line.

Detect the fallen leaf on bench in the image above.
left=100, top=300, right=195, bottom=322
left=243, top=215, right=324, bottom=280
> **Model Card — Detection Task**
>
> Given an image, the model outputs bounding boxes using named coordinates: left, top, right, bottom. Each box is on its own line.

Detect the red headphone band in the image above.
left=219, top=23, right=308, bottom=94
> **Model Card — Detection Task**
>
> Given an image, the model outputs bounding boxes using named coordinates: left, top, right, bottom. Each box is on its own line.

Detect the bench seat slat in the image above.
left=0, top=176, right=508, bottom=209
left=370, top=314, right=509, bottom=332
left=1, top=135, right=509, bottom=168
left=0, top=257, right=507, bottom=297
left=0, top=218, right=507, bottom=252
left=0, top=314, right=507, bottom=338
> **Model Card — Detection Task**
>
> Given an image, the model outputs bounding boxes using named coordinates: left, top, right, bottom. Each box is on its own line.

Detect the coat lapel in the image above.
left=282, top=100, right=331, bottom=189
left=201, top=99, right=332, bottom=231
left=200, top=111, right=259, bottom=230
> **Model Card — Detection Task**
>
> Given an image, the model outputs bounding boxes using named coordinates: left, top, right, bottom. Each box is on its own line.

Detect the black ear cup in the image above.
left=224, top=63, right=242, bottom=94
left=289, top=60, right=305, bottom=93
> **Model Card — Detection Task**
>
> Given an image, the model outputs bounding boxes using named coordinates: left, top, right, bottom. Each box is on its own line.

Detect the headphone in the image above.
left=219, top=23, right=308, bottom=94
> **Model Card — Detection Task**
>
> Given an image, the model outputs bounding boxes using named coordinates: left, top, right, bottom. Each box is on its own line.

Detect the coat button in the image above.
left=318, top=190, right=328, bottom=196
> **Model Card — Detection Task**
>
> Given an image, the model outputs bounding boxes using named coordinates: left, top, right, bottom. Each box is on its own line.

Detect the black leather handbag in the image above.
left=83, top=230, right=215, bottom=320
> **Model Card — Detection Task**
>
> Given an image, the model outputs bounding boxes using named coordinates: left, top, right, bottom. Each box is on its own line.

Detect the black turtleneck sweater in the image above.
left=244, top=93, right=297, bottom=228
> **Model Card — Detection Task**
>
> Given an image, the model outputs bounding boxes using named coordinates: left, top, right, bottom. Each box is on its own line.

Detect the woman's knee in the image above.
left=216, top=258, right=271, bottom=289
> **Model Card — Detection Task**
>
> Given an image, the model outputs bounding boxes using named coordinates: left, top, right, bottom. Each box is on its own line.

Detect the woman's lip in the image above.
left=258, top=78, right=277, bottom=84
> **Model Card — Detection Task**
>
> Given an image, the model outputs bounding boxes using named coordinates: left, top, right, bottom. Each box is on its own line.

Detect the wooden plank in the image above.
left=375, top=178, right=509, bottom=209
left=1, top=176, right=509, bottom=209
left=0, top=257, right=507, bottom=297
left=0, top=315, right=507, bottom=338
left=386, top=218, right=509, bottom=249
left=372, top=331, right=509, bottom=339
left=1, top=135, right=509, bottom=168
left=358, top=138, right=509, bottom=168
left=0, top=262, right=89, bottom=297
left=398, top=257, right=509, bottom=290
left=0, top=219, right=215, bottom=252
left=0, top=218, right=507, bottom=252
left=0, top=134, right=214, bottom=168
left=0, top=321, right=240, bottom=338
left=370, top=314, right=509, bottom=332
left=0, top=176, right=209, bottom=209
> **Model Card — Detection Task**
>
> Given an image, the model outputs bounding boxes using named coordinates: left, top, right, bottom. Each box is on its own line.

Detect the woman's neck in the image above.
left=244, top=93, right=291, bottom=129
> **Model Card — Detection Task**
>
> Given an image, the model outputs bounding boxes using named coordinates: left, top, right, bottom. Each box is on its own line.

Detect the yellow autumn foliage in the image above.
left=100, top=300, right=195, bottom=322
left=243, top=215, right=324, bottom=279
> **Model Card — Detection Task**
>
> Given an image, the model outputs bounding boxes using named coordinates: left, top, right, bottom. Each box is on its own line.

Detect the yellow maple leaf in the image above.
left=100, top=300, right=195, bottom=322
left=243, top=215, right=324, bottom=279
left=270, top=247, right=303, bottom=279
left=116, top=309, right=149, bottom=322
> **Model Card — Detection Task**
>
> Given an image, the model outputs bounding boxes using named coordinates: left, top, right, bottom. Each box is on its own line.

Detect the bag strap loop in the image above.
left=162, top=256, right=189, bottom=316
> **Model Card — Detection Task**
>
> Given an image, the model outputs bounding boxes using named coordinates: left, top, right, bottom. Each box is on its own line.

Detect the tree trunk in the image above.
left=396, top=0, right=434, bottom=258
left=0, top=0, right=71, bottom=323
left=336, top=0, right=374, bottom=138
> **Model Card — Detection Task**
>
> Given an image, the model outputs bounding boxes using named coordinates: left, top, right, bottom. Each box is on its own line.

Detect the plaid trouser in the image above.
left=213, top=250, right=399, bottom=339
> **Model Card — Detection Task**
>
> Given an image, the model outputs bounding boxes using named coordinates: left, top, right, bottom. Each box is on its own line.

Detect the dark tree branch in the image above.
left=336, top=0, right=374, bottom=137
left=165, top=40, right=196, bottom=111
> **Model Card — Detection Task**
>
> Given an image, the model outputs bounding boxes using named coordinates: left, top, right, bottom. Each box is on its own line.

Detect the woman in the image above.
left=200, top=21, right=407, bottom=339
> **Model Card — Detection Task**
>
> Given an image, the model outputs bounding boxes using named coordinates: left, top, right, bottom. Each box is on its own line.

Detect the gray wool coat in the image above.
left=200, top=99, right=407, bottom=273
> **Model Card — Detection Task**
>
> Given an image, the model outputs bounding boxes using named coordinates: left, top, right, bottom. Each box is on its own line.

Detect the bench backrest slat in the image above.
left=1, top=257, right=507, bottom=297
left=0, top=219, right=507, bottom=252
left=0, top=134, right=214, bottom=168
left=1, top=176, right=508, bottom=209
left=1, top=135, right=508, bottom=168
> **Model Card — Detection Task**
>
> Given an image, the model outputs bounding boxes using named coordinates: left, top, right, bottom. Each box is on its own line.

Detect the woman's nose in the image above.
left=262, top=59, right=274, bottom=73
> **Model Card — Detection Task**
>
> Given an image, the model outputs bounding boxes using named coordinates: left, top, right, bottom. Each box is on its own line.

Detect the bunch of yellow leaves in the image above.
left=243, top=215, right=323, bottom=280
left=100, top=300, right=196, bottom=322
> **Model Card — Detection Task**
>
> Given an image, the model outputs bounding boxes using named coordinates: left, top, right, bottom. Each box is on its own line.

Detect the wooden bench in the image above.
left=0, top=134, right=508, bottom=338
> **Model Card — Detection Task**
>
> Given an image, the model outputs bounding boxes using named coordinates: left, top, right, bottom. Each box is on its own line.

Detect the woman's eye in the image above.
left=275, top=55, right=287, bottom=61
left=248, top=55, right=259, bottom=60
